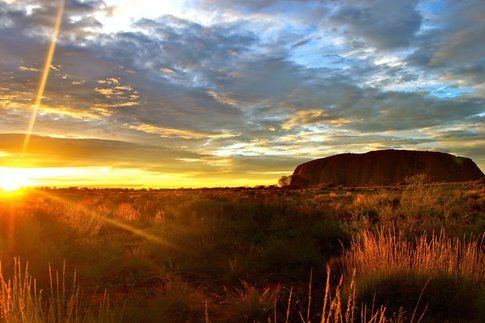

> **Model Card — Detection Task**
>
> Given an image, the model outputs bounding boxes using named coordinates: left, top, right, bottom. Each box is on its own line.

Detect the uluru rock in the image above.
left=291, top=150, right=484, bottom=187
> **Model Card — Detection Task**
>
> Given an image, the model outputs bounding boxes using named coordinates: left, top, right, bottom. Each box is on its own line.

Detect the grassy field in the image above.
left=0, top=177, right=483, bottom=322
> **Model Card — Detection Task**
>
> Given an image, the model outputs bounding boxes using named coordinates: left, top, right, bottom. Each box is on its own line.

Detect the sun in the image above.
left=0, top=170, right=32, bottom=192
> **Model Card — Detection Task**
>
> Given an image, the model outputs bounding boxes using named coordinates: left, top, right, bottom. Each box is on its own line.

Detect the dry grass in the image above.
left=341, top=230, right=484, bottom=320
left=0, top=259, right=42, bottom=322
left=0, top=258, right=117, bottom=323
left=320, top=267, right=392, bottom=323
left=344, top=230, right=484, bottom=282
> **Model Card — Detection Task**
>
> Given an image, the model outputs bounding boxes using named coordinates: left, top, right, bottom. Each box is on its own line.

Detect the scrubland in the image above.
left=0, top=177, right=483, bottom=322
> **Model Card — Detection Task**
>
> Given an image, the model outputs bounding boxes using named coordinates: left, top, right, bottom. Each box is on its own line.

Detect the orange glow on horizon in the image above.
left=0, top=166, right=278, bottom=189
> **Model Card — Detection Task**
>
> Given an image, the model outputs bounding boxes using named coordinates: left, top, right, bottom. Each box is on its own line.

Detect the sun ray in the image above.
left=22, top=0, right=65, bottom=154
left=35, top=190, right=178, bottom=249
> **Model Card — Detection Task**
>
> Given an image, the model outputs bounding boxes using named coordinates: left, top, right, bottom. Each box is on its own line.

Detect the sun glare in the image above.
left=0, top=169, right=32, bottom=192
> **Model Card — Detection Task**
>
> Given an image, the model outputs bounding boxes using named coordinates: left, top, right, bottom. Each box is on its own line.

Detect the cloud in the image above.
left=93, top=77, right=139, bottom=109
left=0, top=0, right=484, bottom=183
left=281, top=109, right=349, bottom=130
left=405, top=0, right=485, bottom=93
left=128, top=122, right=239, bottom=140
left=0, top=134, right=306, bottom=181
left=329, top=0, right=422, bottom=49
left=0, top=133, right=202, bottom=170
left=203, top=0, right=422, bottom=49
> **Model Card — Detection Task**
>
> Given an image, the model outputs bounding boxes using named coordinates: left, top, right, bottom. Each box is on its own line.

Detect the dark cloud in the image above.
left=204, top=0, right=422, bottom=49
left=329, top=0, right=422, bottom=49
left=202, top=0, right=320, bottom=14
left=0, top=0, right=111, bottom=40
left=335, top=91, right=484, bottom=132
left=405, top=0, right=485, bottom=88
left=0, top=11, right=252, bottom=139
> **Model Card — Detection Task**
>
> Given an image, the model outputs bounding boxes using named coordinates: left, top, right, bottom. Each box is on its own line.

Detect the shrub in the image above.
left=62, top=203, right=106, bottom=236
left=348, top=178, right=482, bottom=235
left=224, top=283, right=281, bottom=322
left=399, top=174, right=441, bottom=221
left=114, top=203, right=140, bottom=222
left=356, top=272, right=480, bottom=320
left=123, top=277, right=208, bottom=322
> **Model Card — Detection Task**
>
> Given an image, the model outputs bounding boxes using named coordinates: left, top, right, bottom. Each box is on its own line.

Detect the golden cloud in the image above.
left=128, top=122, right=239, bottom=140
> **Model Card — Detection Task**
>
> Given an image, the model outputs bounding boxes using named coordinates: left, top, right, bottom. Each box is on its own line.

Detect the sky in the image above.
left=0, top=0, right=483, bottom=188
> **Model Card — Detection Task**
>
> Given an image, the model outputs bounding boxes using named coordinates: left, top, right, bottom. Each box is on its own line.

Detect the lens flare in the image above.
left=36, top=190, right=178, bottom=249
left=22, top=0, right=65, bottom=154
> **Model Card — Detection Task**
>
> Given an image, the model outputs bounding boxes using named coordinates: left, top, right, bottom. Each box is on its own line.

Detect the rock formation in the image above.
left=291, top=150, right=484, bottom=187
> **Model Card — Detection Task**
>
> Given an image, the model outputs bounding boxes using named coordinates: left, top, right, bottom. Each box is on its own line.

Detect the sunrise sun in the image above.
left=0, top=170, right=32, bottom=192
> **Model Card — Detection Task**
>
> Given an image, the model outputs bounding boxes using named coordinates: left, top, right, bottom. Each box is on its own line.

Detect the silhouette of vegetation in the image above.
left=278, top=175, right=291, bottom=188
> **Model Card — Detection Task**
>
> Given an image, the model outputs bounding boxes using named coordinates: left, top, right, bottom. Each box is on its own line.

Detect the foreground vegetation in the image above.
left=0, top=177, right=483, bottom=322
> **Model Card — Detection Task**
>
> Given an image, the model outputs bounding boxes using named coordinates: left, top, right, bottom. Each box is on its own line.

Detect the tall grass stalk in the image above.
left=319, top=266, right=391, bottom=323
left=0, top=259, right=42, bottom=322
left=0, top=258, right=116, bottom=322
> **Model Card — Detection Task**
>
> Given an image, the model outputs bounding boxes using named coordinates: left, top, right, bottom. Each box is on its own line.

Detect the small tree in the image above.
left=278, top=175, right=292, bottom=187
